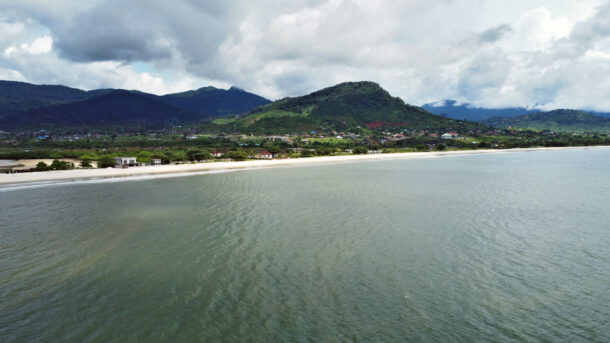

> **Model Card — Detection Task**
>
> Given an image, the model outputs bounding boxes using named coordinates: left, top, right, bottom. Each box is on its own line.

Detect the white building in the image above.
left=114, top=157, right=141, bottom=168
left=150, top=158, right=162, bottom=166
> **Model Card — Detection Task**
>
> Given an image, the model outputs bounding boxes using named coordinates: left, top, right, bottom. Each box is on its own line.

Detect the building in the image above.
left=210, top=150, right=225, bottom=158
left=150, top=158, right=162, bottom=166
left=255, top=150, right=273, bottom=159
left=114, top=157, right=141, bottom=168
left=441, top=132, right=459, bottom=139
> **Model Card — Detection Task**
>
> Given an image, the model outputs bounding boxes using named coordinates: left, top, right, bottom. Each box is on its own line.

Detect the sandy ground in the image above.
left=7, top=159, right=98, bottom=170
left=1, top=146, right=608, bottom=185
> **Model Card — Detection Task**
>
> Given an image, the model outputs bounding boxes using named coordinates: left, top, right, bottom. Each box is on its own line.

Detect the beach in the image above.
left=0, top=158, right=98, bottom=170
left=1, top=146, right=607, bottom=186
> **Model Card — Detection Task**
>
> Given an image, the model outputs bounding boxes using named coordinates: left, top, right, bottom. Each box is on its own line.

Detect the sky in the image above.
left=1, top=0, right=610, bottom=110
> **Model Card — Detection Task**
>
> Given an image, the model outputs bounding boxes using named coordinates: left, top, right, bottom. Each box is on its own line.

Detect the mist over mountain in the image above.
left=422, top=99, right=610, bottom=123
left=482, top=109, right=610, bottom=133
left=422, top=100, right=542, bottom=122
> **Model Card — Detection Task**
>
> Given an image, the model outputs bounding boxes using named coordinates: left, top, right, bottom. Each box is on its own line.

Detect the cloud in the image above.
left=458, top=48, right=513, bottom=100
left=4, top=35, right=52, bottom=56
left=0, top=0, right=610, bottom=111
left=479, top=24, right=512, bottom=43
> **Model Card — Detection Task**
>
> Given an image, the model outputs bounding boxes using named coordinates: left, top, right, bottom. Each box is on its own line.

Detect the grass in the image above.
left=212, top=118, right=236, bottom=125
left=307, top=137, right=348, bottom=144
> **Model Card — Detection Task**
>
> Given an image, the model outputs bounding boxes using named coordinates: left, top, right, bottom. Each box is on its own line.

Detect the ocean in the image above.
left=1, top=149, right=609, bottom=342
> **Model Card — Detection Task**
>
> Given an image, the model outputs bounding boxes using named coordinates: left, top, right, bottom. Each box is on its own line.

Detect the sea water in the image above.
left=1, top=149, right=609, bottom=342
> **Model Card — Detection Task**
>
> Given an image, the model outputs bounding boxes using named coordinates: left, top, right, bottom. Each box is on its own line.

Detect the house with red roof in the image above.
left=210, top=150, right=226, bottom=158
left=255, top=150, right=273, bottom=159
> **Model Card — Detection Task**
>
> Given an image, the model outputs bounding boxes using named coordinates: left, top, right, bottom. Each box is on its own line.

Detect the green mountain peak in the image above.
left=211, top=81, right=481, bottom=134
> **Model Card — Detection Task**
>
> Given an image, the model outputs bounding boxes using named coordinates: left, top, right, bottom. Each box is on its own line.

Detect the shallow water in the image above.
left=1, top=149, right=609, bottom=342
left=0, top=160, right=18, bottom=167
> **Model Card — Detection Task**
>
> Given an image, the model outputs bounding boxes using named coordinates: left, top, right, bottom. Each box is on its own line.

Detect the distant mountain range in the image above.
left=0, top=80, right=270, bottom=130
left=482, top=109, right=610, bottom=133
left=423, top=99, right=610, bottom=122
left=209, top=81, right=484, bottom=134
left=422, top=100, right=542, bottom=122
left=3, top=80, right=610, bottom=134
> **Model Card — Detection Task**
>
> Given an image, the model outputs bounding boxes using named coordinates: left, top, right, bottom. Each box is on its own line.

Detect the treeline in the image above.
left=35, top=159, right=77, bottom=171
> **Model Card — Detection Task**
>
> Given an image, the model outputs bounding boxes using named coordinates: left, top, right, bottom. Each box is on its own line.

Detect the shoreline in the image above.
left=1, top=146, right=608, bottom=186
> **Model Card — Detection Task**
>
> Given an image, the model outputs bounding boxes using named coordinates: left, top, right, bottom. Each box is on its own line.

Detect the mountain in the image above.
left=0, top=80, right=88, bottom=103
left=482, top=109, right=610, bottom=133
left=210, top=81, right=484, bottom=134
left=0, top=80, right=90, bottom=116
left=0, top=80, right=271, bottom=130
left=159, top=86, right=271, bottom=118
left=422, top=100, right=541, bottom=122
left=0, top=91, right=199, bottom=130
left=588, top=110, right=610, bottom=119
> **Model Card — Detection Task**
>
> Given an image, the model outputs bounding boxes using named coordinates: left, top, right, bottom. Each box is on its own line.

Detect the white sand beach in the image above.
left=1, top=146, right=608, bottom=186
left=6, top=158, right=98, bottom=170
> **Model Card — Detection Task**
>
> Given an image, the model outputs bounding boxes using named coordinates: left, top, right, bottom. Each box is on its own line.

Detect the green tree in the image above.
left=225, top=151, right=248, bottom=161
left=353, top=146, right=369, bottom=154
left=435, top=143, right=446, bottom=151
left=263, top=144, right=281, bottom=155
left=187, top=149, right=212, bottom=162
left=300, top=150, right=316, bottom=157
left=97, top=156, right=114, bottom=168
left=80, top=159, right=93, bottom=168
left=36, top=161, right=50, bottom=171
left=50, top=159, right=74, bottom=170
left=315, top=147, right=334, bottom=155
left=415, top=144, right=428, bottom=151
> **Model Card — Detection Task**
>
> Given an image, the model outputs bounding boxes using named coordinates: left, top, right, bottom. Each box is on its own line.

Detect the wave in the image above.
left=0, top=168, right=248, bottom=192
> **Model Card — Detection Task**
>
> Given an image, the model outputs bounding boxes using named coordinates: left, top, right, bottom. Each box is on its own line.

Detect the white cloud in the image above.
left=505, top=8, right=573, bottom=51
left=0, top=67, right=25, bottom=81
left=4, top=35, right=52, bottom=56
left=0, top=0, right=610, bottom=111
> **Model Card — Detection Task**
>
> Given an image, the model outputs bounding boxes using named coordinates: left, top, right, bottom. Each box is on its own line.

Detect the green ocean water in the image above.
left=1, top=149, right=609, bottom=342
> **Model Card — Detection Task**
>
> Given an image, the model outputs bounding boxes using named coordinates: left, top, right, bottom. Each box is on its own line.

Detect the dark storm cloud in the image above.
left=52, top=0, right=236, bottom=64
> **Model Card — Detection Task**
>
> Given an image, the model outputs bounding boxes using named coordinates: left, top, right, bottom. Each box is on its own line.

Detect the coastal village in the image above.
left=2, top=125, right=608, bottom=174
